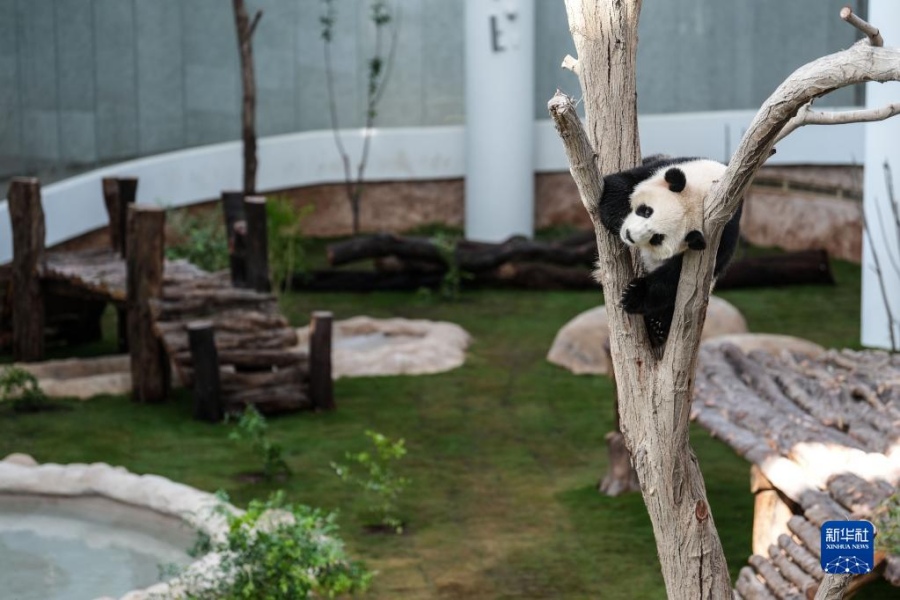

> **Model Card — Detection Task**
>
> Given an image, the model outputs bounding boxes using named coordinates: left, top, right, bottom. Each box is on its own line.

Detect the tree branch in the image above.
left=561, top=54, right=580, bottom=75
left=248, top=10, right=263, bottom=39
left=547, top=92, right=602, bottom=219
left=841, top=6, right=882, bottom=47
left=775, top=102, right=900, bottom=144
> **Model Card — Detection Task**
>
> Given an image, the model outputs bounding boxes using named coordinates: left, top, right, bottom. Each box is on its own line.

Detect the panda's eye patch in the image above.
left=649, top=233, right=665, bottom=246
left=635, top=204, right=653, bottom=218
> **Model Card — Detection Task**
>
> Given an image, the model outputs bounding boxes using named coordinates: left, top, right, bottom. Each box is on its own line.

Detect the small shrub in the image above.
left=165, top=210, right=230, bottom=273
left=875, top=493, right=900, bottom=555
left=229, top=405, right=291, bottom=481
left=432, top=233, right=471, bottom=301
left=266, top=197, right=313, bottom=292
left=332, top=430, right=410, bottom=533
left=184, top=491, right=372, bottom=599
left=0, top=366, right=49, bottom=412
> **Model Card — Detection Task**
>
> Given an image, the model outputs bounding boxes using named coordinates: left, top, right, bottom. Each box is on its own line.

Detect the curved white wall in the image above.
left=0, top=113, right=864, bottom=264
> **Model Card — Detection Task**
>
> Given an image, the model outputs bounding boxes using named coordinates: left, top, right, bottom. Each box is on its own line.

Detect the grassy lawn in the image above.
left=1, top=254, right=896, bottom=598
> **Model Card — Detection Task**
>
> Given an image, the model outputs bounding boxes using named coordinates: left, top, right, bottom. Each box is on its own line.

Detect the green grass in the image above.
left=2, top=255, right=897, bottom=598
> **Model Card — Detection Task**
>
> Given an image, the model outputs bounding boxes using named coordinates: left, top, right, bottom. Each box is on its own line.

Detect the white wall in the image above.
left=861, top=0, right=900, bottom=350
left=0, top=112, right=865, bottom=264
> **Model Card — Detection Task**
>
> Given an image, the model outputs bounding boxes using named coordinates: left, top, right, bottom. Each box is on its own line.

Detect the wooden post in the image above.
left=8, top=177, right=45, bottom=362
left=126, top=205, right=169, bottom=403
left=221, top=191, right=248, bottom=287
left=104, top=177, right=137, bottom=352
left=244, top=195, right=270, bottom=292
left=115, top=177, right=138, bottom=258
left=751, top=465, right=798, bottom=557
left=309, top=311, right=334, bottom=411
left=598, top=338, right=640, bottom=496
left=187, top=320, right=223, bottom=422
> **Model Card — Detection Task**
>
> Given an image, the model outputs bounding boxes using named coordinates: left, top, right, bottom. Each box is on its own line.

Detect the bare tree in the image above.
left=233, top=0, right=263, bottom=195
left=549, top=3, right=900, bottom=597
left=320, top=0, right=398, bottom=235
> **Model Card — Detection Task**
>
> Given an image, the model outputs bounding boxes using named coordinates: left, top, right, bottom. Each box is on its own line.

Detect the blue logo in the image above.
left=820, top=520, right=875, bottom=575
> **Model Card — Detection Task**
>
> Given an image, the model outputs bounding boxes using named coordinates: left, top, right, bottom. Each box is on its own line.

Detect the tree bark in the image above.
left=8, top=177, right=45, bottom=362
left=126, top=206, right=170, bottom=403
left=309, top=311, right=334, bottom=411
left=232, top=0, right=260, bottom=195
left=554, top=3, right=900, bottom=597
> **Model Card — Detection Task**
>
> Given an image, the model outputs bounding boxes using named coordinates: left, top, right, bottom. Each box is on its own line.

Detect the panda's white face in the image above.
left=620, top=159, right=726, bottom=271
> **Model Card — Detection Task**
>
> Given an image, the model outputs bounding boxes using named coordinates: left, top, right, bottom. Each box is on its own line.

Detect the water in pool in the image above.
left=0, top=493, right=196, bottom=600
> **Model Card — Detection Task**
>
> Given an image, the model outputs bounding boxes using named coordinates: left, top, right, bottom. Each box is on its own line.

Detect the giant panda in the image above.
left=598, top=155, right=743, bottom=348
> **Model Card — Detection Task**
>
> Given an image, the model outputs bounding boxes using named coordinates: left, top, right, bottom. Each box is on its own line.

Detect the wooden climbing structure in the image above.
left=693, top=344, right=900, bottom=597
left=4, top=176, right=331, bottom=417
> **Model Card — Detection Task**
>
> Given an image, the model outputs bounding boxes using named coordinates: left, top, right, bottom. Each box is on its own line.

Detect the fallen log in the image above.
left=716, top=249, right=834, bottom=289
left=327, top=233, right=597, bottom=271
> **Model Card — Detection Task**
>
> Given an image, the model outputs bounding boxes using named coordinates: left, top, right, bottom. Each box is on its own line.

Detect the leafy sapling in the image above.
left=229, top=405, right=291, bottom=482
left=332, top=430, right=410, bottom=533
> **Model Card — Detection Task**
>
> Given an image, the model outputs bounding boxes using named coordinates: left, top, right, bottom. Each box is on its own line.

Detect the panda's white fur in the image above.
left=620, top=159, right=725, bottom=271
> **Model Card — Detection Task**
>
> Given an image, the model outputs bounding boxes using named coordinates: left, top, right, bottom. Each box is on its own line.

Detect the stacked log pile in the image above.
left=693, top=345, right=900, bottom=598
left=39, top=249, right=306, bottom=414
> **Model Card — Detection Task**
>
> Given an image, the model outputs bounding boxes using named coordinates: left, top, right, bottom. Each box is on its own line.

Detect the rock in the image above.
left=2, top=453, right=38, bottom=467
left=295, top=316, right=471, bottom=378
left=547, top=296, right=748, bottom=375
left=702, top=333, right=825, bottom=358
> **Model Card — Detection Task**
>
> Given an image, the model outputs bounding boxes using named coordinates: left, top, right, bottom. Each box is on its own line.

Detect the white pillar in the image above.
left=861, top=1, right=900, bottom=350
left=464, top=0, right=535, bottom=242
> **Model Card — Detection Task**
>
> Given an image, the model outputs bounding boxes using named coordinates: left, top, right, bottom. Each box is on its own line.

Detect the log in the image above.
left=327, top=233, right=597, bottom=271
left=221, top=190, right=248, bottom=287
left=160, top=325, right=298, bottom=354
left=767, top=545, right=818, bottom=599
left=175, top=348, right=306, bottom=369
left=309, top=311, right=334, bottom=411
left=244, top=196, right=270, bottom=292
left=179, top=364, right=306, bottom=391
left=101, top=177, right=122, bottom=253
left=812, top=574, right=851, bottom=600
left=187, top=321, right=223, bottom=423
left=736, top=566, right=778, bottom=600
left=748, top=554, right=804, bottom=600
left=778, top=534, right=824, bottom=580
left=787, top=517, right=822, bottom=558
left=479, top=262, right=595, bottom=290
left=8, top=177, right=45, bottom=362
left=126, top=205, right=169, bottom=403
left=222, top=383, right=310, bottom=414
left=751, top=465, right=798, bottom=557
left=717, top=250, right=834, bottom=289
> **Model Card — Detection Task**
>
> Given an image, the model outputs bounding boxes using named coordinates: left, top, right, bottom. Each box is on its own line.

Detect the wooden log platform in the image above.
left=693, top=344, right=900, bottom=597
left=37, top=248, right=308, bottom=414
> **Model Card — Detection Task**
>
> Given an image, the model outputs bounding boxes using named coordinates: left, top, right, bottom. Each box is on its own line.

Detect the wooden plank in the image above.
left=127, top=205, right=170, bottom=403
left=8, top=177, right=45, bottom=362
left=116, top=177, right=138, bottom=258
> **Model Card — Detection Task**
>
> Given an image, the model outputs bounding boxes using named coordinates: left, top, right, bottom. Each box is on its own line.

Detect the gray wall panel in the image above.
left=136, top=0, right=185, bottom=154
left=253, top=0, right=299, bottom=134
left=368, top=0, right=424, bottom=127
left=93, top=0, right=138, bottom=160
left=58, top=110, right=96, bottom=163
left=422, top=0, right=464, bottom=125
left=0, top=0, right=20, bottom=166
left=56, top=0, right=95, bottom=163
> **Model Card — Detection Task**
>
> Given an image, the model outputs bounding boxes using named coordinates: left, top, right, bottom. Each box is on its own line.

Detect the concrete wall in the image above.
left=0, top=0, right=863, bottom=181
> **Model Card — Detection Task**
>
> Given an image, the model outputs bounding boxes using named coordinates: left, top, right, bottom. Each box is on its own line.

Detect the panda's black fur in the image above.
left=599, top=155, right=743, bottom=348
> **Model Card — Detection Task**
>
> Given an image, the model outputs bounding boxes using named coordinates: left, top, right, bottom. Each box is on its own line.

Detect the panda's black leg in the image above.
left=620, top=256, right=683, bottom=315
left=620, top=277, right=649, bottom=313
left=645, top=308, right=675, bottom=349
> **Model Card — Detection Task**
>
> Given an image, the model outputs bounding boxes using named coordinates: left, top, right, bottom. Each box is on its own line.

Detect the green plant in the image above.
left=185, top=491, right=372, bottom=599
left=875, top=493, right=900, bottom=555
left=165, top=210, right=230, bottom=273
left=433, top=233, right=471, bottom=301
left=0, top=366, right=49, bottom=412
left=229, top=405, right=291, bottom=481
left=266, top=197, right=313, bottom=293
left=332, top=430, right=409, bottom=533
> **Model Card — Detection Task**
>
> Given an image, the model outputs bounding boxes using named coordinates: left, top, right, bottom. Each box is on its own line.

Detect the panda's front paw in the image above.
left=621, top=278, right=648, bottom=314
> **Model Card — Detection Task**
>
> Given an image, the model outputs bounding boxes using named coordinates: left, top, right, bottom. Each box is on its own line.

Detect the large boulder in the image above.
left=547, top=296, right=748, bottom=375
left=701, top=333, right=825, bottom=357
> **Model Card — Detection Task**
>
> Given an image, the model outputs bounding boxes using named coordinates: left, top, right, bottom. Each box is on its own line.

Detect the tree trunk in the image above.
left=8, top=177, right=45, bottom=362
left=232, top=0, right=259, bottom=195
left=555, top=3, right=900, bottom=598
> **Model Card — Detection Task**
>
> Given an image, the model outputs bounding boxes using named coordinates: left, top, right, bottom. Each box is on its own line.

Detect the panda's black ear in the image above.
left=664, top=168, right=686, bottom=193
left=685, top=230, right=707, bottom=251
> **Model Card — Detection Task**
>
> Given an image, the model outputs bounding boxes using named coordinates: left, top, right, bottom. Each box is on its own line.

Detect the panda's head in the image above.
left=620, top=159, right=726, bottom=269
